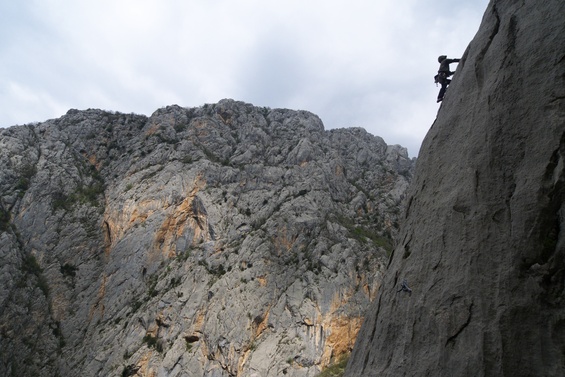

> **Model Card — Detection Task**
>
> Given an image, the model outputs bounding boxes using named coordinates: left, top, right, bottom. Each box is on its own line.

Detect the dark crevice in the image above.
left=537, top=132, right=565, bottom=264
left=428, top=277, right=444, bottom=292
left=360, top=293, right=384, bottom=373
left=474, top=3, right=501, bottom=90
left=404, top=196, right=413, bottom=219
left=453, top=204, right=470, bottom=215
left=369, top=296, right=383, bottom=344
left=392, top=270, right=399, bottom=288
left=549, top=96, right=565, bottom=105
left=386, top=246, right=395, bottom=268
left=103, top=221, right=112, bottom=255
left=402, top=242, right=411, bottom=259
left=503, top=15, right=518, bottom=59
left=490, top=4, right=501, bottom=49
left=445, top=303, right=474, bottom=346
left=512, top=133, right=565, bottom=309
left=361, top=352, right=371, bottom=374
left=103, top=221, right=111, bottom=242
left=433, top=234, right=446, bottom=270
left=535, top=133, right=565, bottom=306
left=474, top=169, right=480, bottom=197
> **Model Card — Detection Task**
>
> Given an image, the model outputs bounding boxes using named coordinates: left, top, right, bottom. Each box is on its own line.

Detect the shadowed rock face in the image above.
left=345, top=0, right=565, bottom=376
left=0, top=99, right=413, bottom=376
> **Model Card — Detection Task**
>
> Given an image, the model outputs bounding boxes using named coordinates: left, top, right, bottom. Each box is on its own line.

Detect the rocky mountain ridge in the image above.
left=0, top=99, right=413, bottom=376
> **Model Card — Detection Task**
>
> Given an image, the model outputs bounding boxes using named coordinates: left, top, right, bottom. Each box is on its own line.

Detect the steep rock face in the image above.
left=0, top=99, right=413, bottom=376
left=345, top=0, right=565, bottom=376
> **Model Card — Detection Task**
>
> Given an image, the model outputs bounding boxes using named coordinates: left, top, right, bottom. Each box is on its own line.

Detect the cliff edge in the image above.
left=345, top=0, right=565, bottom=376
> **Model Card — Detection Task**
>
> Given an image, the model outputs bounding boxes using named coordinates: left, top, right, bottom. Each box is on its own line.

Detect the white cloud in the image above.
left=2, top=82, right=69, bottom=124
left=1, top=0, right=489, bottom=156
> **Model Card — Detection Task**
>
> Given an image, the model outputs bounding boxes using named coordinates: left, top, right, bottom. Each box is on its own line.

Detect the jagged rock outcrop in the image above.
left=345, top=0, right=565, bottom=376
left=0, top=99, right=414, bottom=376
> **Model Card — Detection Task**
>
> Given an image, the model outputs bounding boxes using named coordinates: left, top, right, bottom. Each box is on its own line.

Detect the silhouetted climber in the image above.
left=435, top=55, right=460, bottom=102
left=397, top=279, right=412, bottom=295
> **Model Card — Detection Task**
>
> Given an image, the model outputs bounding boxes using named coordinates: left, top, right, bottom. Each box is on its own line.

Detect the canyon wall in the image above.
left=345, top=0, right=565, bottom=376
left=0, top=99, right=413, bottom=376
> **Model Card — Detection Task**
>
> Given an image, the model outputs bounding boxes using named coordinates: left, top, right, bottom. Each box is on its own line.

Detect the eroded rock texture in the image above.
left=345, top=0, right=565, bottom=376
left=0, top=99, right=413, bottom=376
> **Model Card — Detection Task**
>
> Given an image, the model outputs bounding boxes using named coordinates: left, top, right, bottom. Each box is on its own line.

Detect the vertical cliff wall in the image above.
left=345, top=0, right=565, bottom=376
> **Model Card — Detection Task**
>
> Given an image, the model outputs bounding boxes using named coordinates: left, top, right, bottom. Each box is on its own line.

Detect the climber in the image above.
left=397, top=279, right=412, bottom=295
left=435, top=55, right=460, bottom=102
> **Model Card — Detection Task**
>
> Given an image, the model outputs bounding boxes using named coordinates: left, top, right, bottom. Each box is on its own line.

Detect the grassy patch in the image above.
left=199, top=259, right=226, bottom=276
left=176, top=249, right=191, bottom=262
left=74, top=182, right=105, bottom=207
left=317, top=354, right=350, bottom=377
left=352, top=226, right=392, bottom=251
left=51, top=181, right=105, bottom=211
left=333, top=214, right=392, bottom=253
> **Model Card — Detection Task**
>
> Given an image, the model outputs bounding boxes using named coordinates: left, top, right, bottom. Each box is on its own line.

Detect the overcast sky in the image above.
left=1, top=0, right=489, bottom=157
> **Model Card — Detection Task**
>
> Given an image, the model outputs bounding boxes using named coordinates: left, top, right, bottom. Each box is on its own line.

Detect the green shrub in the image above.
left=60, top=263, right=78, bottom=277
left=169, top=276, right=182, bottom=288
left=15, top=177, right=30, bottom=192
left=174, top=123, right=187, bottom=132
left=146, top=274, right=159, bottom=298
left=143, top=334, right=157, bottom=347
left=74, top=182, right=105, bottom=206
left=37, top=274, right=50, bottom=297
left=0, top=207, right=10, bottom=231
left=185, top=341, right=193, bottom=352
left=21, top=254, right=50, bottom=296
left=143, top=334, right=163, bottom=352
left=52, top=181, right=105, bottom=211
left=22, top=254, right=42, bottom=275
left=317, top=354, right=350, bottom=377
left=176, top=250, right=191, bottom=262
left=52, top=192, right=72, bottom=211
left=14, top=164, right=36, bottom=195
left=130, top=299, right=142, bottom=313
